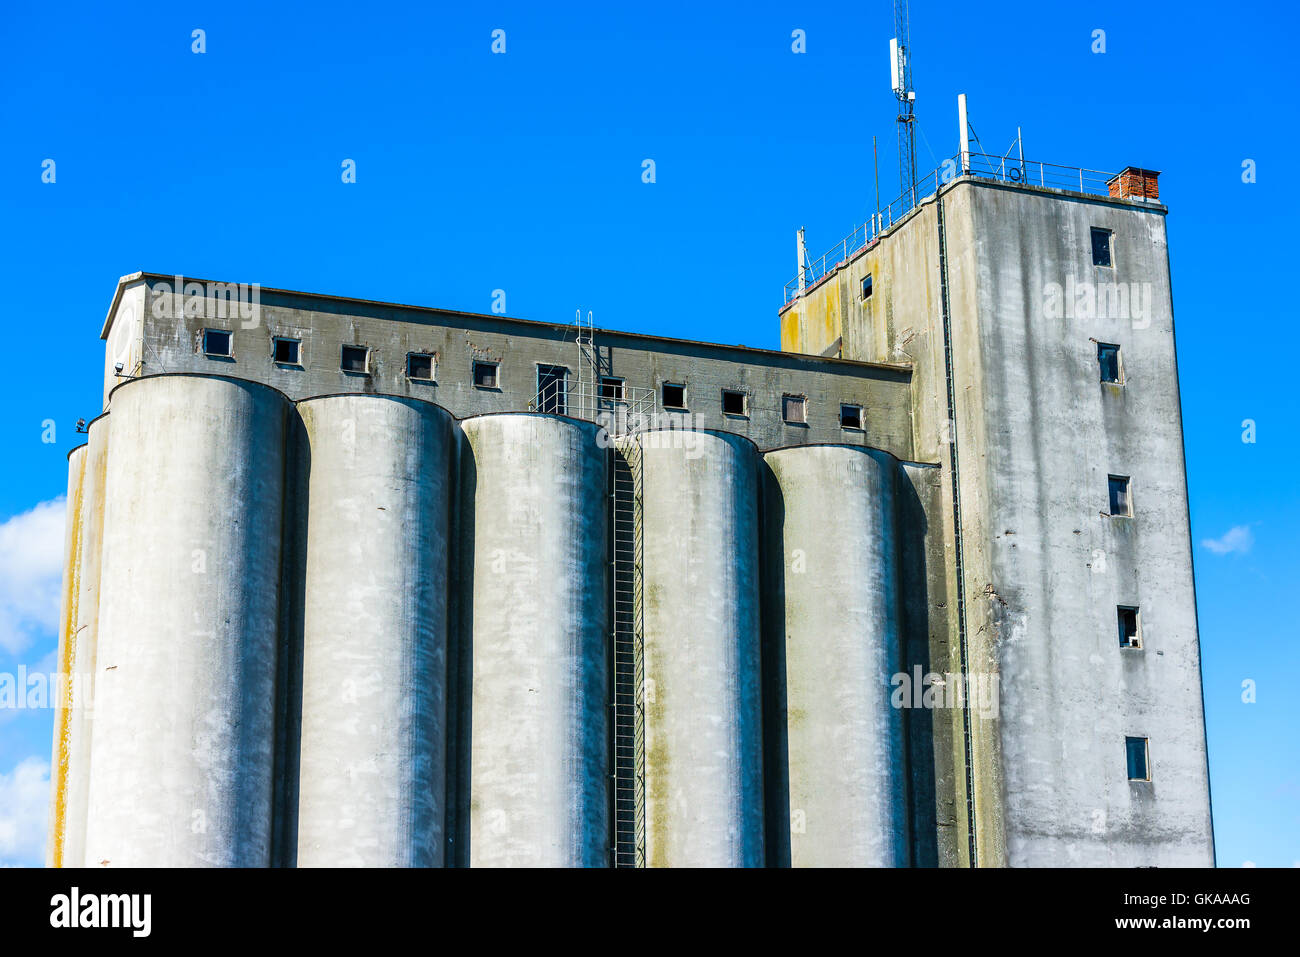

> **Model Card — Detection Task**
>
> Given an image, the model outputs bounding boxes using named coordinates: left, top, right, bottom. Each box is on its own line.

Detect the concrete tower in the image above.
left=779, top=167, right=1214, bottom=866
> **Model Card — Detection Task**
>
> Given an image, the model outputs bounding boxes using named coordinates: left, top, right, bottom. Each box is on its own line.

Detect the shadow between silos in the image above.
left=896, top=469, right=938, bottom=868
left=270, top=410, right=308, bottom=867
left=446, top=431, right=475, bottom=867
left=757, top=462, right=792, bottom=868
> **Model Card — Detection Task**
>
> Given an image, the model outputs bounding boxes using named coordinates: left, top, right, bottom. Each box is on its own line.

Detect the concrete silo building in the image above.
left=47, top=158, right=1213, bottom=868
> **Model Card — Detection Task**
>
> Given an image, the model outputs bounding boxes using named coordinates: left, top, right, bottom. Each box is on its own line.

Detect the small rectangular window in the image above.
left=1125, top=736, right=1150, bottom=781
left=1118, top=606, right=1141, bottom=648
left=782, top=394, right=806, bottom=424
left=722, top=389, right=747, bottom=417
left=407, top=352, right=435, bottom=381
left=860, top=275, right=873, bottom=299
left=1097, top=342, right=1122, bottom=384
left=341, top=344, right=369, bottom=374
left=662, top=382, right=686, bottom=409
left=473, top=360, right=499, bottom=389
left=273, top=337, right=301, bottom=365
left=1108, top=475, right=1132, bottom=516
left=203, top=329, right=232, bottom=358
left=537, top=364, right=568, bottom=414
left=599, top=376, right=624, bottom=401
left=1091, top=227, right=1112, bottom=267
left=840, top=404, right=863, bottom=430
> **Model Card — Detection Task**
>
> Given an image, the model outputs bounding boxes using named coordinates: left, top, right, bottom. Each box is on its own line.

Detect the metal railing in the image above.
left=529, top=377, right=656, bottom=432
left=783, top=153, right=1120, bottom=303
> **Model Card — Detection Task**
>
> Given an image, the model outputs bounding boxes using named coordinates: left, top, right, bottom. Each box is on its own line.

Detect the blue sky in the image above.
left=0, top=0, right=1295, bottom=866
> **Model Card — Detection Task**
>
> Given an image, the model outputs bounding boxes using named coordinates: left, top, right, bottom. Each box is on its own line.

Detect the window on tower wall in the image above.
left=1097, top=342, right=1122, bottom=383
left=1117, top=606, right=1141, bottom=648
left=1108, top=475, right=1132, bottom=516
left=1126, top=736, right=1150, bottom=781
left=1091, top=227, right=1113, bottom=267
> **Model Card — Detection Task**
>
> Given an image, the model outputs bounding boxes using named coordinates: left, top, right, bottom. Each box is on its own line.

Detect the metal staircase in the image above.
left=527, top=310, right=654, bottom=867
left=610, top=435, right=645, bottom=867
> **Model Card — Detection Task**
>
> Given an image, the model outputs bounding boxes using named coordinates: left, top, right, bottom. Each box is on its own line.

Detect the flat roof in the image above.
left=778, top=175, right=1168, bottom=315
left=104, top=271, right=911, bottom=376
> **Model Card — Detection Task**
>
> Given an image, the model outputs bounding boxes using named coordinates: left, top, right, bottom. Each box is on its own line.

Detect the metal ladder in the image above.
left=610, top=434, right=645, bottom=867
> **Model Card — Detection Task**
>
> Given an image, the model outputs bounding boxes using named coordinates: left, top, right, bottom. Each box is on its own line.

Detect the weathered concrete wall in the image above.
left=761, top=445, right=909, bottom=867
left=896, top=460, right=960, bottom=868
left=60, top=360, right=954, bottom=867
left=641, top=429, right=764, bottom=867
left=458, top=414, right=610, bottom=867
left=85, top=375, right=287, bottom=867
left=960, top=182, right=1212, bottom=866
left=46, top=445, right=86, bottom=867
left=293, top=395, right=454, bottom=867
left=782, top=177, right=1211, bottom=867
left=102, top=281, right=145, bottom=408
left=101, top=275, right=915, bottom=459
left=56, top=419, right=110, bottom=868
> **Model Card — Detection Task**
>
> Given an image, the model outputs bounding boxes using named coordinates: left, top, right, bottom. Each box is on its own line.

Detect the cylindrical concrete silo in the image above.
left=48, top=417, right=111, bottom=868
left=293, top=394, right=454, bottom=867
left=47, top=443, right=87, bottom=867
left=85, top=374, right=288, bottom=867
left=458, top=414, right=609, bottom=867
left=762, top=444, right=908, bottom=867
left=640, top=428, right=764, bottom=867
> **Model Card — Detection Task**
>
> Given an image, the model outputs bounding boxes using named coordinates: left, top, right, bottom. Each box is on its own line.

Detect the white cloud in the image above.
left=0, top=756, right=49, bottom=867
left=1201, top=525, right=1254, bottom=556
left=0, top=498, right=66, bottom=655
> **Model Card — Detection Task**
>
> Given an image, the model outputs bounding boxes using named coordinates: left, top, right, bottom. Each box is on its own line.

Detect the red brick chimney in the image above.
left=1106, top=167, right=1161, bottom=202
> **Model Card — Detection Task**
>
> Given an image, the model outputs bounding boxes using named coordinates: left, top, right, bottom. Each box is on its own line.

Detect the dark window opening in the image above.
left=1098, top=342, right=1122, bottom=383
left=599, top=376, right=624, bottom=401
left=537, top=364, right=568, bottom=414
left=782, top=394, right=806, bottom=424
left=1108, top=475, right=1132, bottom=516
left=407, top=353, right=434, bottom=381
left=203, top=329, right=232, bottom=358
left=1126, top=736, right=1150, bottom=781
left=840, top=404, right=863, bottom=430
left=273, top=338, right=300, bottom=365
left=1118, top=606, right=1141, bottom=648
left=473, top=360, right=499, bottom=389
left=662, top=382, right=686, bottom=409
left=341, top=344, right=369, bottom=374
left=1091, top=227, right=1112, bottom=267
left=722, top=389, right=747, bottom=417
left=860, top=275, right=873, bottom=299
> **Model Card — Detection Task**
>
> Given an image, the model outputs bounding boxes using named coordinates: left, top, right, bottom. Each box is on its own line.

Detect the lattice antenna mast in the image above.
left=891, top=0, right=918, bottom=210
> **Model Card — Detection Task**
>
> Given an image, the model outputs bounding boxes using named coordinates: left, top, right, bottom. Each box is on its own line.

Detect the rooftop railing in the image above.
left=529, top=376, right=657, bottom=433
left=783, top=152, right=1120, bottom=304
